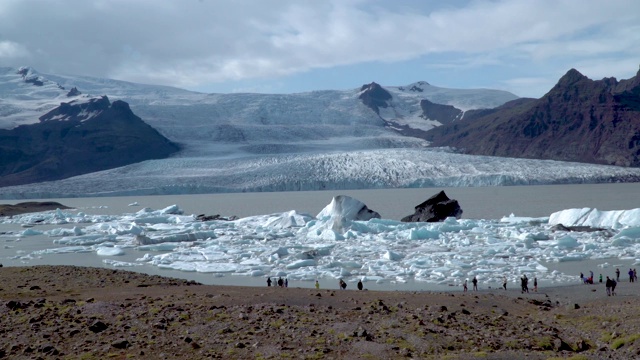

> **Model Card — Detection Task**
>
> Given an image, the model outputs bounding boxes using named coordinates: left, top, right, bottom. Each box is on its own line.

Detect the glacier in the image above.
left=1, top=66, right=640, bottom=200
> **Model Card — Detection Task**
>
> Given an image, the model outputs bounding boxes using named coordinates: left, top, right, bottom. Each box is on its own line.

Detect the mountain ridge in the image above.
left=425, top=68, right=640, bottom=167
left=0, top=95, right=180, bottom=187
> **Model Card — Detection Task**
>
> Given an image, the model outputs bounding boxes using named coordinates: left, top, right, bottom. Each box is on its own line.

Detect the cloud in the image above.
left=0, top=41, right=28, bottom=58
left=0, top=0, right=638, bottom=95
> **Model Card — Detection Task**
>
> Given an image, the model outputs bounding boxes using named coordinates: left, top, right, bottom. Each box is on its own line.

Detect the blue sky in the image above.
left=1, top=0, right=639, bottom=98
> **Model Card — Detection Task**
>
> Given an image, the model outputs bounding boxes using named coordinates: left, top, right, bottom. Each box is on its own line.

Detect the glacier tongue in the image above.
left=1, top=147, right=640, bottom=199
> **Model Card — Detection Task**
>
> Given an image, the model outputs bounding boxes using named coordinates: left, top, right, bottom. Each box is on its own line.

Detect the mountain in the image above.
left=425, top=68, right=640, bottom=167
left=0, top=95, right=180, bottom=187
left=0, top=67, right=518, bottom=149
left=2, top=66, right=640, bottom=199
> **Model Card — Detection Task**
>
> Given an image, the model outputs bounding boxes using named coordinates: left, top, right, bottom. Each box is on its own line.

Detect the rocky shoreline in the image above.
left=1, top=265, right=639, bottom=359
left=0, top=202, right=70, bottom=217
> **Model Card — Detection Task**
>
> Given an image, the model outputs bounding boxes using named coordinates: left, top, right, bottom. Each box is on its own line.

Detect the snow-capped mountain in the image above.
left=2, top=66, right=640, bottom=199
left=0, top=66, right=517, bottom=150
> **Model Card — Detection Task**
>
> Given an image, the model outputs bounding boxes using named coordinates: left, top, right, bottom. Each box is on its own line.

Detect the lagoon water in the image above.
left=9, top=182, right=638, bottom=220
left=1, top=183, right=639, bottom=291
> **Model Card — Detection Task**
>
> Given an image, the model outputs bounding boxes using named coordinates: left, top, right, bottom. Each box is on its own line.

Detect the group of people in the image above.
left=266, top=276, right=288, bottom=288
left=337, top=278, right=364, bottom=290
left=579, top=267, right=640, bottom=296
left=462, top=276, right=479, bottom=292
left=269, top=277, right=366, bottom=290
left=519, top=274, right=538, bottom=293
left=463, top=275, right=537, bottom=293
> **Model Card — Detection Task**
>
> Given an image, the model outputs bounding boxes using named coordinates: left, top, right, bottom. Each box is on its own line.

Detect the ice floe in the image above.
left=2, top=196, right=640, bottom=288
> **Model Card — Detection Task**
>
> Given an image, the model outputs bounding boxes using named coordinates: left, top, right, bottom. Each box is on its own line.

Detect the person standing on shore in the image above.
left=472, top=276, right=478, bottom=291
left=533, top=277, right=538, bottom=292
left=339, top=279, right=347, bottom=290
left=463, top=279, right=468, bottom=292
left=611, top=278, right=617, bottom=296
left=580, top=272, right=584, bottom=284
left=357, top=279, right=363, bottom=290
left=278, top=277, right=284, bottom=287
left=502, top=276, right=507, bottom=290
left=599, top=274, right=603, bottom=283
left=315, top=280, right=320, bottom=289
left=267, top=277, right=272, bottom=287
left=285, top=278, right=288, bottom=288
left=605, top=276, right=612, bottom=296
left=629, top=269, right=634, bottom=283
left=616, top=268, right=620, bottom=282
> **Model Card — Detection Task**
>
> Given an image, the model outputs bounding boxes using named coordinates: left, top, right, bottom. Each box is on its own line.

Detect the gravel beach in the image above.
left=1, top=265, right=640, bottom=359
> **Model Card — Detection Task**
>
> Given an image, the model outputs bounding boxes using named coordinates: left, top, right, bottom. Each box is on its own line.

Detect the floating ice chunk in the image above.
left=555, top=235, right=579, bottom=248
left=383, top=250, right=403, bottom=261
left=408, top=228, right=440, bottom=240
left=264, top=210, right=313, bottom=228
left=614, top=227, right=640, bottom=240
left=286, top=259, right=316, bottom=269
left=611, top=237, right=640, bottom=247
left=103, top=259, right=141, bottom=267
left=96, top=247, right=125, bottom=256
left=54, top=234, right=117, bottom=245
left=549, top=208, right=640, bottom=229
left=500, top=214, right=549, bottom=224
left=20, top=228, right=43, bottom=236
left=136, top=243, right=179, bottom=251
left=317, top=195, right=380, bottom=221
left=33, top=246, right=93, bottom=254
left=128, top=202, right=139, bottom=206
left=136, top=230, right=216, bottom=244
left=558, top=253, right=588, bottom=261
left=160, top=205, right=183, bottom=215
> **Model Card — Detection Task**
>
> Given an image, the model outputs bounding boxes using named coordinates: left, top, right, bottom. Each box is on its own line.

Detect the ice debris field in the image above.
left=2, top=195, right=640, bottom=289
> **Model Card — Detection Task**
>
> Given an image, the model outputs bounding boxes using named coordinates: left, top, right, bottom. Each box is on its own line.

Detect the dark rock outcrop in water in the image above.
left=0, top=202, right=71, bottom=217
left=401, top=191, right=463, bottom=222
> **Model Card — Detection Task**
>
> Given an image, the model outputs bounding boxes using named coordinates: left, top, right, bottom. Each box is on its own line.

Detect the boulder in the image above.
left=401, top=190, right=463, bottom=222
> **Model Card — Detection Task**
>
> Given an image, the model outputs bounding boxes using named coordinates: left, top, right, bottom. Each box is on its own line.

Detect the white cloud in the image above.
left=0, top=40, right=28, bottom=58
left=0, top=0, right=637, bottom=95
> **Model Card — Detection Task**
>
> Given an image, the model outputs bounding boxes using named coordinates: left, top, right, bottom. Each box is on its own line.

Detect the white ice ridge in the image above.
left=2, top=148, right=640, bottom=199
left=3, top=198, right=640, bottom=288
left=549, top=208, right=640, bottom=229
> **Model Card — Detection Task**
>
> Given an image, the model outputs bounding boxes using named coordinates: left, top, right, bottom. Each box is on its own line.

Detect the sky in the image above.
left=0, top=0, right=639, bottom=98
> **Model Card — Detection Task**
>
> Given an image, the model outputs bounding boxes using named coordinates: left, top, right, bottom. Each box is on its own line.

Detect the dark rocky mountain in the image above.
left=358, top=82, right=392, bottom=114
left=0, top=96, right=180, bottom=187
left=420, top=99, right=463, bottom=124
left=425, top=68, right=640, bottom=167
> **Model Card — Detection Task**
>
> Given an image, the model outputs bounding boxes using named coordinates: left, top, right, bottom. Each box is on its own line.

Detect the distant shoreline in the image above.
left=0, top=201, right=71, bottom=217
